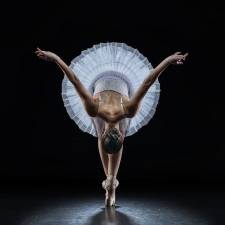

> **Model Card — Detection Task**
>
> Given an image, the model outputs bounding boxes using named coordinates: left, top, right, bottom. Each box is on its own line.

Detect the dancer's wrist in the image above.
left=163, top=57, right=173, bottom=66
left=54, top=55, right=61, bottom=63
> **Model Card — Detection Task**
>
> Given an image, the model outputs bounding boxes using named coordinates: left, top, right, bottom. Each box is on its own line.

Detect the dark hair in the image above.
left=101, top=127, right=123, bottom=154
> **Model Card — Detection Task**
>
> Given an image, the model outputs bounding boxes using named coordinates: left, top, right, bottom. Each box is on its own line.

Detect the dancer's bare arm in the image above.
left=35, top=48, right=98, bottom=117
left=125, top=52, right=188, bottom=117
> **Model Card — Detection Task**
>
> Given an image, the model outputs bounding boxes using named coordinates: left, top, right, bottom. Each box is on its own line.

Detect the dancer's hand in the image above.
left=35, top=48, right=60, bottom=62
left=166, top=52, right=188, bottom=65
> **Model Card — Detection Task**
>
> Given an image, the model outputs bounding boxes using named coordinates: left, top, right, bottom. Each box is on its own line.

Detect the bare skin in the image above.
left=93, top=91, right=129, bottom=204
left=35, top=47, right=188, bottom=205
left=94, top=91, right=128, bottom=178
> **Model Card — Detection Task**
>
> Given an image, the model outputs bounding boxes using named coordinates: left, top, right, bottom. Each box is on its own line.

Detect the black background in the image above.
left=1, top=1, right=224, bottom=184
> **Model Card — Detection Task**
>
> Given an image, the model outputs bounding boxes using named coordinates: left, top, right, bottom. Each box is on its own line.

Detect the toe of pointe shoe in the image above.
left=105, top=198, right=115, bottom=207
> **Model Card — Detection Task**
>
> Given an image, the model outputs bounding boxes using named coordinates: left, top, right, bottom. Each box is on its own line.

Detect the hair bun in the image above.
left=102, top=127, right=123, bottom=154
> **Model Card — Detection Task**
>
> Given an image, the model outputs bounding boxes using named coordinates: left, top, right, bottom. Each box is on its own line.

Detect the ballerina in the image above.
left=35, top=43, right=188, bottom=207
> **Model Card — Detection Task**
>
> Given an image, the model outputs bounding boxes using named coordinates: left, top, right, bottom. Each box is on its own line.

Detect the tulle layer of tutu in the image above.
left=61, top=42, right=160, bottom=137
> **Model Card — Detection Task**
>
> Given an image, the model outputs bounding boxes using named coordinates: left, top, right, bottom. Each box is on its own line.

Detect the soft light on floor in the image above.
left=21, top=196, right=209, bottom=225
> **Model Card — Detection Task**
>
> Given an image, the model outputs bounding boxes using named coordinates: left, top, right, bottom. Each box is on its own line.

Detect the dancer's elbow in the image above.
left=125, top=102, right=140, bottom=118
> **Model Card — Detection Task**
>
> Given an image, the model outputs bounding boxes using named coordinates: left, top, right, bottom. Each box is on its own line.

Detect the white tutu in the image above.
left=61, top=42, right=160, bottom=137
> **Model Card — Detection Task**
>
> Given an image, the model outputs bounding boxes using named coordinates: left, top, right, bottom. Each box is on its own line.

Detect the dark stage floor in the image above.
left=0, top=181, right=224, bottom=225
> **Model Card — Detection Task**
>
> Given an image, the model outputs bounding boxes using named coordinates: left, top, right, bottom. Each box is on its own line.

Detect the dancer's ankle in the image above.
left=107, top=174, right=117, bottom=179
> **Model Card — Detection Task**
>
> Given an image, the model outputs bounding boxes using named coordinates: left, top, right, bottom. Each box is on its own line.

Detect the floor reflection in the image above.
left=87, top=207, right=139, bottom=225
left=1, top=185, right=224, bottom=225
left=21, top=196, right=210, bottom=225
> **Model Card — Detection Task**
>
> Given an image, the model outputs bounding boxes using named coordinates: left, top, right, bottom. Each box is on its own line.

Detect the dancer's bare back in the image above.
left=92, top=90, right=131, bottom=137
left=93, top=90, right=132, bottom=123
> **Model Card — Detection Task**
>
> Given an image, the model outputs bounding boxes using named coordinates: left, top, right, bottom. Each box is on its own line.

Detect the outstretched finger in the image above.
left=35, top=48, right=43, bottom=53
left=183, top=53, right=189, bottom=59
left=174, top=51, right=182, bottom=55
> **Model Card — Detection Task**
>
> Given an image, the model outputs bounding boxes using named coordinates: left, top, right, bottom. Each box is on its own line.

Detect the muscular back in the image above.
left=92, top=90, right=131, bottom=137
left=93, top=90, right=130, bottom=123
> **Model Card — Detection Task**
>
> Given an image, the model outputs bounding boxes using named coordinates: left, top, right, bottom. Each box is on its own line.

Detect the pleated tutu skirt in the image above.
left=61, top=42, right=160, bottom=137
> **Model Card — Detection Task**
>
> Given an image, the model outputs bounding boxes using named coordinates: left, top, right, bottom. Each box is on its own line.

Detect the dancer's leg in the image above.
left=98, top=138, right=109, bottom=177
left=106, top=145, right=123, bottom=205
left=98, top=138, right=123, bottom=178
left=108, top=145, right=123, bottom=177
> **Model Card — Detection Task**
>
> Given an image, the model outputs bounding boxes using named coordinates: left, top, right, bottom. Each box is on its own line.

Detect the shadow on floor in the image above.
left=86, top=207, right=139, bottom=225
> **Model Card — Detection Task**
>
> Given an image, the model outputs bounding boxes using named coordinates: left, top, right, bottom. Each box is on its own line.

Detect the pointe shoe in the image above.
left=102, top=175, right=119, bottom=191
left=105, top=192, right=115, bottom=207
left=102, top=175, right=119, bottom=207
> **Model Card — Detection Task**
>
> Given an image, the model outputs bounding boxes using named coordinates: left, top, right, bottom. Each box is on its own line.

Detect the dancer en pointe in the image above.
left=35, top=43, right=188, bottom=207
